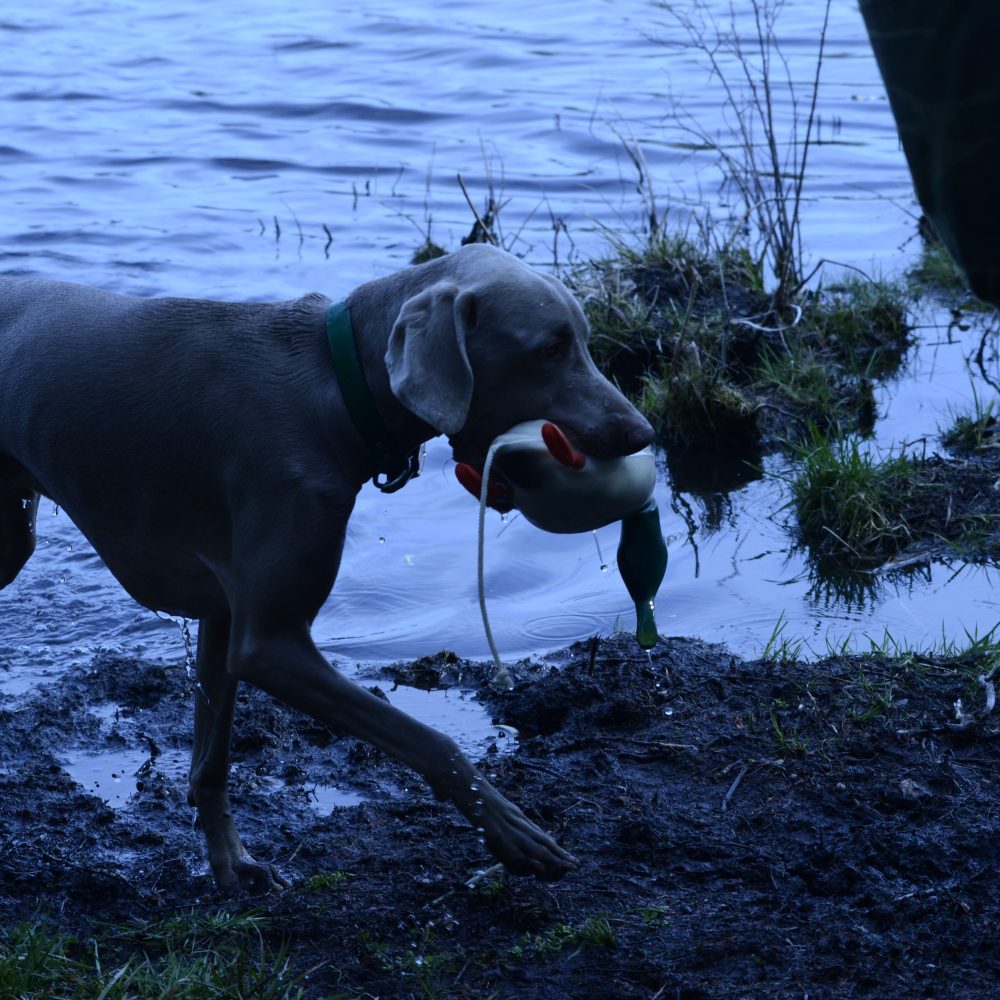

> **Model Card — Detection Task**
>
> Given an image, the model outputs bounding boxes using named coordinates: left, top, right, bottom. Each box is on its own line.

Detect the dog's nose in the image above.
left=572, top=410, right=655, bottom=459
left=596, top=410, right=655, bottom=458
left=617, top=410, right=655, bottom=453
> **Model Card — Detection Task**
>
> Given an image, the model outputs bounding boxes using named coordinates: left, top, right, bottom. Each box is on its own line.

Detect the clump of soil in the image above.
left=1, top=635, right=999, bottom=998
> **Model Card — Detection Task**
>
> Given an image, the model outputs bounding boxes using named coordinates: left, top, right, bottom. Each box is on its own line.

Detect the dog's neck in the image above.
left=327, top=296, right=437, bottom=492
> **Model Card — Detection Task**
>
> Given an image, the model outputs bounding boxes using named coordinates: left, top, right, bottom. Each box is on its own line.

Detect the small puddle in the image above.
left=62, top=746, right=188, bottom=809
left=63, top=746, right=372, bottom=814
left=307, top=783, right=368, bottom=811
left=61, top=690, right=512, bottom=815
left=375, top=682, right=518, bottom=756
left=250, top=772, right=369, bottom=813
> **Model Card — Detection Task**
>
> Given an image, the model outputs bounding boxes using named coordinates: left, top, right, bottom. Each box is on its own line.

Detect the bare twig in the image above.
left=722, top=763, right=749, bottom=811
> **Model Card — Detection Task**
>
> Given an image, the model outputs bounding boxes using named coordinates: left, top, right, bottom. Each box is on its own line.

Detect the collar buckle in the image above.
left=374, top=446, right=424, bottom=493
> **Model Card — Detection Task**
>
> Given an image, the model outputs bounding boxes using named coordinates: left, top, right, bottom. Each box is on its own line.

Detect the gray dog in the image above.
left=0, top=243, right=653, bottom=893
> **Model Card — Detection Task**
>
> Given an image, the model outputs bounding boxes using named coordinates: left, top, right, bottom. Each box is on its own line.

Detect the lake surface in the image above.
left=1, top=0, right=997, bottom=693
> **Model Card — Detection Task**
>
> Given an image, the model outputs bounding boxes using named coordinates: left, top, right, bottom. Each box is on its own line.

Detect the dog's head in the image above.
left=384, top=244, right=653, bottom=471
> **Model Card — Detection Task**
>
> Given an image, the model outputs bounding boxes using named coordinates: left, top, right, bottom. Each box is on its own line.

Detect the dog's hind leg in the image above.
left=0, top=478, right=38, bottom=590
left=187, top=616, right=290, bottom=894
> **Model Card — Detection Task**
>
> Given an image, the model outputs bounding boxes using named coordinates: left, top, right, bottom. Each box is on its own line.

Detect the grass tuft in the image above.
left=574, top=226, right=909, bottom=464
left=787, top=431, right=918, bottom=565
left=511, top=916, right=618, bottom=959
left=941, top=385, right=999, bottom=453
left=908, top=237, right=971, bottom=298
left=0, top=910, right=311, bottom=1000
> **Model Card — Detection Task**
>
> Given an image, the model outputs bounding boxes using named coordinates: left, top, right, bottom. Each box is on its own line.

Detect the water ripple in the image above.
left=157, top=98, right=453, bottom=124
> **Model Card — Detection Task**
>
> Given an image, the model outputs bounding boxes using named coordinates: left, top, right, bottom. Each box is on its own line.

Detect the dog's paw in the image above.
left=214, top=856, right=291, bottom=896
left=478, top=791, right=577, bottom=882
left=239, top=860, right=291, bottom=895
left=489, top=824, right=578, bottom=882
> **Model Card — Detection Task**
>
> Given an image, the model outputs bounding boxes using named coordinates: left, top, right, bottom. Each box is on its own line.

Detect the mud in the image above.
left=1, top=635, right=999, bottom=998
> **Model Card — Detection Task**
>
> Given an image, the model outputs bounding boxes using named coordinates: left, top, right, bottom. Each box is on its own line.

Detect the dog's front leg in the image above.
left=188, top=616, right=290, bottom=893
left=230, top=619, right=577, bottom=882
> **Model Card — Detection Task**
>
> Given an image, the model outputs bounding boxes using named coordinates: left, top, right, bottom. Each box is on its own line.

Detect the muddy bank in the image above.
left=1, top=635, right=999, bottom=998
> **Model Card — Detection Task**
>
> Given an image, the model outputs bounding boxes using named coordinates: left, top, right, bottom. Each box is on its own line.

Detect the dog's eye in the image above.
left=539, top=326, right=572, bottom=360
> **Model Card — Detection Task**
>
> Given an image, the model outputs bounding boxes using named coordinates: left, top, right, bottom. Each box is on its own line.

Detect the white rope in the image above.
left=477, top=443, right=512, bottom=687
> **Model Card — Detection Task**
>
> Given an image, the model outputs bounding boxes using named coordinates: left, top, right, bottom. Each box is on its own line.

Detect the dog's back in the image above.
left=0, top=278, right=340, bottom=616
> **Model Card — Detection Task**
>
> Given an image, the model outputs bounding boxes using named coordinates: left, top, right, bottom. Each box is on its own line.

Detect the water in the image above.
left=1, top=0, right=997, bottom=697
left=60, top=686, right=509, bottom=811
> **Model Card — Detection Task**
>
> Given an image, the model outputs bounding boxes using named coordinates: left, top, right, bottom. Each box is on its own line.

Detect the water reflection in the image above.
left=666, top=440, right=763, bottom=501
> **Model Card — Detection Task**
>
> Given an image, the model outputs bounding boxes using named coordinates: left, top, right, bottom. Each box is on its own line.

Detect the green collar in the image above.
left=326, top=301, right=420, bottom=493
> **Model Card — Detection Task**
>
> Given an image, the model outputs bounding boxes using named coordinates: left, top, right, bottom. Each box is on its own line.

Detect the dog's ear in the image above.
left=385, top=283, right=475, bottom=435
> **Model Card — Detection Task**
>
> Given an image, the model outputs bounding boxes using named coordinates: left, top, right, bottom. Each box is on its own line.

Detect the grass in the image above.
left=510, top=916, right=617, bottom=959
left=748, top=623, right=1000, bottom=764
left=800, top=276, right=910, bottom=376
left=759, top=612, right=806, bottom=665
left=358, top=928, right=467, bottom=999
left=851, top=670, right=898, bottom=722
left=639, top=345, right=760, bottom=452
left=908, top=237, right=971, bottom=299
left=303, top=870, right=350, bottom=894
left=561, top=0, right=907, bottom=462
left=0, top=910, right=311, bottom=1000
left=751, top=343, right=876, bottom=440
left=785, top=431, right=919, bottom=566
left=941, top=384, right=999, bottom=453
left=783, top=422, right=1000, bottom=574
left=769, top=708, right=808, bottom=755
left=574, top=230, right=909, bottom=460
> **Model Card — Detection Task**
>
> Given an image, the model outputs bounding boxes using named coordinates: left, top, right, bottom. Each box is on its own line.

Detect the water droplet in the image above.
left=51, top=504, right=60, bottom=516
left=600, top=563, right=608, bottom=573
left=663, top=707, right=673, bottom=716
left=469, top=782, right=479, bottom=792
left=378, top=536, right=385, bottom=544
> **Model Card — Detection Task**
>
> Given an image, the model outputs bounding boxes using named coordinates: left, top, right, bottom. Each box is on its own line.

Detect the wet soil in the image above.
left=881, top=450, right=1000, bottom=565
left=2, top=634, right=999, bottom=998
